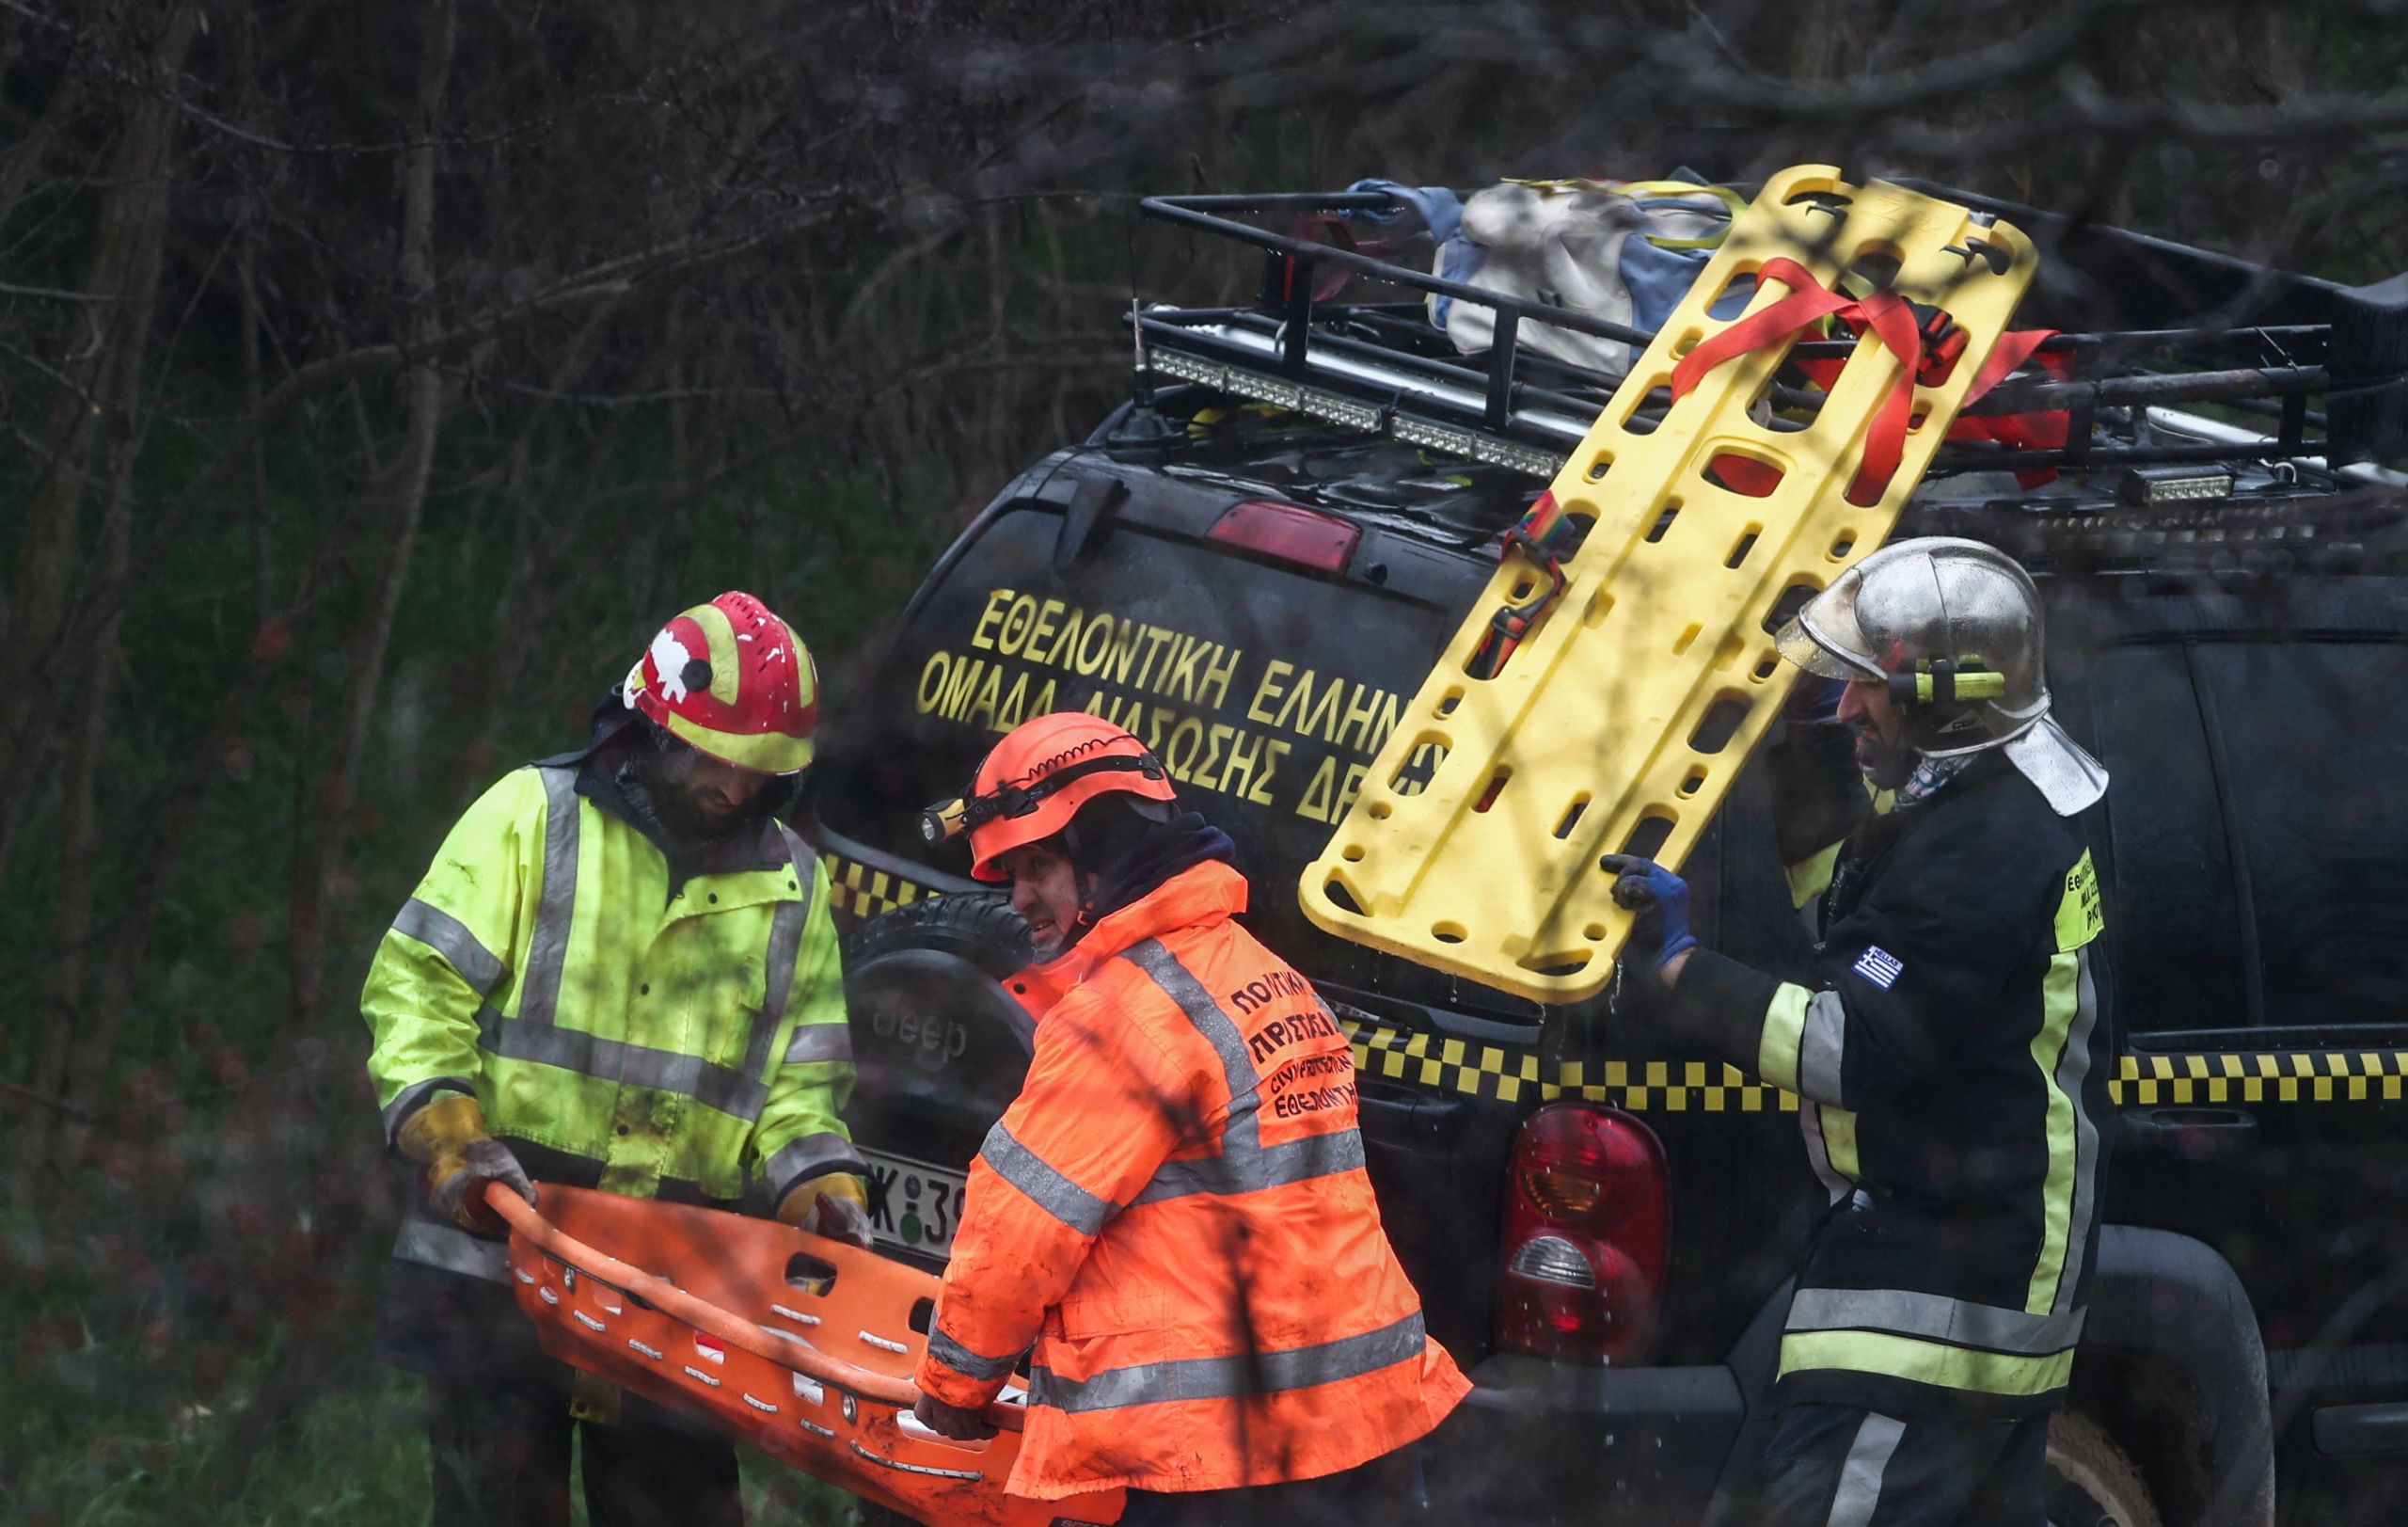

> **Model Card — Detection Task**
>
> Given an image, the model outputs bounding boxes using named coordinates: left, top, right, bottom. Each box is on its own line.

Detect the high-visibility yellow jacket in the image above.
left=915, top=860, right=1468, bottom=1500
left=363, top=763, right=863, bottom=1297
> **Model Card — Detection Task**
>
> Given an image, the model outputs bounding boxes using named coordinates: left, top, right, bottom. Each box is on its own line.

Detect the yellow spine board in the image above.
left=1299, top=166, right=2036, bottom=1005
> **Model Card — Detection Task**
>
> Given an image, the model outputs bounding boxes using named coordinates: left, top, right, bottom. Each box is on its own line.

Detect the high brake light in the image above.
left=1497, top=1103, right=1669, bottom=1363
left=1205, top=500, right=1360, bottom=575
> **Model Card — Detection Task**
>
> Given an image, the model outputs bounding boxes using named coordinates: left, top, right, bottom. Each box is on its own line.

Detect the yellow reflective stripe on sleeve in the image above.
left=2026, top=947, right=2083, bottom=1314
left=1821, top=1105, right=1861, bottom=1181
left=1798, top=1103, right=1851, bottom=1201
left=2055, top=849, right=2104, bottom=952
left=1777, top=1328, right=2075, bottom=1398
left=1785, top=843, right=1843, bottom=912
left=1760, top=984, right=1810, bottom=1094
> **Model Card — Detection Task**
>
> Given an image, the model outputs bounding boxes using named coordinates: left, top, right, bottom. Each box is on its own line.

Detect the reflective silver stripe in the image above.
left=391, top=898, right=508, bottom=996
left=1797, top=1102, right=1851, bottom=1205
left=1027, top=1312, right=1425, bottom=1414
left=1825, top=1411, right=1907, bottom=1527
left=927, top=1328, right=1020, bottom=1383
left=1132, top=1126, right=1365, bottom=1204
left=519, top=767, right=582, bottom=1027
left=743, top=899, right=809, bottom=1078
left=1120, top=936, right=1270, bottom=1178
left=1785, top=1288, right=2086, bottom=1355
left=742, top=827, right=820, bottom=1082
left=392, top=1217, right=511, bottom=1283
left=1121, top=939, right=1259, bottom=1121
left=479, top=1011, right=771, bottom=1121
left=1118, top=941, right=1371, bottom=1207
left=379, top=1076, right=473, bottom=1146
left=2052, top=946, right=2104, bottom=1316
left=1798, top=989, right=1847, bottom=1107
left=783, top=1025, right=853, bottom=1065
left=978, top=1121, right=1113, bottom=1236
left=766, top=1131, right=867, bottom=1201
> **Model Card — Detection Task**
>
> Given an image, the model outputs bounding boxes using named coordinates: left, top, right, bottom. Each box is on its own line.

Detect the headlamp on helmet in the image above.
left=940, top=714, right=1183, bottom=881
left=1884, top=656, right=2009, bottom=708
left=920, top=751, right=1168, bottom=848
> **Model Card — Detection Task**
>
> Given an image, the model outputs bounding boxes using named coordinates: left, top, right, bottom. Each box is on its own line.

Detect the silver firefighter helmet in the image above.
left=1774, top=537, right=2108, bottom=815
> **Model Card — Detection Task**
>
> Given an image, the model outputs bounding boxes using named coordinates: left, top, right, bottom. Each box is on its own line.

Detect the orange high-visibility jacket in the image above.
left=915, top=861, right=1468, bottom=1500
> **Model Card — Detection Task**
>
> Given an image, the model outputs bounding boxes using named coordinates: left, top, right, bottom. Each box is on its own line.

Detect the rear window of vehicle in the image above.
left=816, top=490, right=1522, bottom=1006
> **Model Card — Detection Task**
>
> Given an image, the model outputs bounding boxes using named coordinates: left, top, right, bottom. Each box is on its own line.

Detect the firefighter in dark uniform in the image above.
left=1609, top=538, right=2115, bottom=1527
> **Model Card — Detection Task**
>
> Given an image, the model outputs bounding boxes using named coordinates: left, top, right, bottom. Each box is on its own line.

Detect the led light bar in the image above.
left=2118, top=465, right=2237, bottom=505
left=1152, top=345, right=1566, bottom=477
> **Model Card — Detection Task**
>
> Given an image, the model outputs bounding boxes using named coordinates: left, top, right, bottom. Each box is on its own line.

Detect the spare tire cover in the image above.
left=843, top=897, right=1036, bottom=1174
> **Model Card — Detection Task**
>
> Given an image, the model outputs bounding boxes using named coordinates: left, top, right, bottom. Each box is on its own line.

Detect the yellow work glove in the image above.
left=777, top=1172, right=872, bottom=1249
left=398, top=1093, right=534, bottom=1233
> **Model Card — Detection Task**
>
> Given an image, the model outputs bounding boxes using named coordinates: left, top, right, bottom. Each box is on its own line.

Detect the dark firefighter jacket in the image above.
left=1670, top=727, right=2114, bottom=1421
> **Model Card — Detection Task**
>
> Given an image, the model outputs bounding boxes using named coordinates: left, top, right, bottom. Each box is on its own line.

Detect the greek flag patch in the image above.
left=1853, top=946, right=1905, bottom=990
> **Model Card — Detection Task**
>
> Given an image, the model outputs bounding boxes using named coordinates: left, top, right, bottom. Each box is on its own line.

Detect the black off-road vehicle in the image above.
left=804, top=182, right=2408, bottom=1525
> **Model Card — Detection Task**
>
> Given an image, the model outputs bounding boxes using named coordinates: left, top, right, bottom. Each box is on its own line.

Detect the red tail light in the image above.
left=1496, top=1104, right=1669, bottom=1363
left=1205, top=500, right=1360, bottom=575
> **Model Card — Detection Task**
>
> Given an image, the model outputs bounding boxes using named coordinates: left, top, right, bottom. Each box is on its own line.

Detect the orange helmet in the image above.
left=623, top=592, right=819, bottom=775
left=925, top=713, right=1177, bottom=882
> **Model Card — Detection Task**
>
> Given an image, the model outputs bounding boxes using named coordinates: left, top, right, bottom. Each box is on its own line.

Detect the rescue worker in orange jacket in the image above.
left=908, top=713, right=1468, bottom=1520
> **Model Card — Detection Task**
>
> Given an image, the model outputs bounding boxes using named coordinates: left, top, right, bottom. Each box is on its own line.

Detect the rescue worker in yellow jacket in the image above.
left=908, top=713, right=1469, bottom=1523
left=362, top=592, right=868, bottom=1527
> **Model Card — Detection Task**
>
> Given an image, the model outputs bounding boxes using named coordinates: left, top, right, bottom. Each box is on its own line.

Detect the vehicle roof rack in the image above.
left=1133, top=185, right=2408, bottom=491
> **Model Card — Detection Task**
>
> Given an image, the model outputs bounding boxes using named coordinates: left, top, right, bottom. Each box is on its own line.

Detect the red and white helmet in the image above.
left=623, top=592, right=819, bottom=775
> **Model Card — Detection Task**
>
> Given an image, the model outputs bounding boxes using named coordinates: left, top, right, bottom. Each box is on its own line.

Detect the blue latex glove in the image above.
left=1782, top=674, right=1850, bottom=727
left=1601, top=855, right=1698, bottom=973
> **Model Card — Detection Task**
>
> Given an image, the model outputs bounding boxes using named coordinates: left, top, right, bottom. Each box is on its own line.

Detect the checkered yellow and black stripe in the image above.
left=820, top=853, right=935, bottom=924
left=2114, top=1051, right=2408, bottom=1106
left=1341, top=1016, right=2408, bottom=1114
left=818, top=858, right=2403, bottom=1116
left=1343, top=1016, right=1799, bottom=1114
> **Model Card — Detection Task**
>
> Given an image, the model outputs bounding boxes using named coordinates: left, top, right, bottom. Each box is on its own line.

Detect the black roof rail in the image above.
left=1133, top=185, right=2408, bottom=486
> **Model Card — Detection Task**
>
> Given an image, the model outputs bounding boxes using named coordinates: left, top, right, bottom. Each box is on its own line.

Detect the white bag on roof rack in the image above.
left=1399, top=177, right=1750, bottom=377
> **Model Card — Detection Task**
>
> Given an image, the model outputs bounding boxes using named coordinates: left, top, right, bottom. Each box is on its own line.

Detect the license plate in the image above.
left=860, top=1147, right=970, bottom=1257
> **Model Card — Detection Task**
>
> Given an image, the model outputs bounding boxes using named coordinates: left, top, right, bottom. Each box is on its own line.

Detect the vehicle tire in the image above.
left=842, top=893, right=1033, bottom=980
left=2045, top=1411, right=2162, bottom=1527
left=842, top=894, right=1038, bottom=1162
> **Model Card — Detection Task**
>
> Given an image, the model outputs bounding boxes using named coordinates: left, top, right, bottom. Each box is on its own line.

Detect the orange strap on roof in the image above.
left=1468, top=489, right=1575, bottom=680
left=1950, top=326, right=2075, bottom=486
left=1671, top=256, right=1932, bottom=505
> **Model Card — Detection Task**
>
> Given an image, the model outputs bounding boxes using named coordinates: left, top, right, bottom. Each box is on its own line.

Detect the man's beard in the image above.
left=1853, top=724, right=1918, bottom=791
left=616, top=755, right=748, bottom=848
